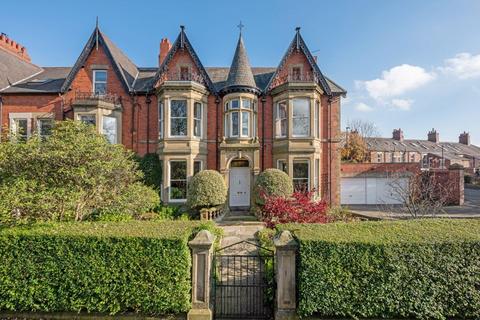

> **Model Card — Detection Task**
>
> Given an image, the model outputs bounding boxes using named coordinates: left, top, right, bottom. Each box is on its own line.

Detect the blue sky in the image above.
left=3, top=0, right=480, bottom=143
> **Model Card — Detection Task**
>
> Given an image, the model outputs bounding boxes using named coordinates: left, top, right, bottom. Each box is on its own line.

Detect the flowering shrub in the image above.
left=260, top=190, right=329, bottom=228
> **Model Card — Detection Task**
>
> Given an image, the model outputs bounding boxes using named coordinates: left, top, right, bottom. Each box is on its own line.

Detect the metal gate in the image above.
left=212, top=240, right=274, bottom=319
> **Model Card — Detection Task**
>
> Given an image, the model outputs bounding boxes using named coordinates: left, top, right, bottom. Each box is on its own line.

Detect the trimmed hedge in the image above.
left=187, top=170, right=227, bottom=209
left=253, top=169, right=293, bottom=206
left=281, top=220, right=480, bottom=319
left=0, top=221, right=218, bottom=315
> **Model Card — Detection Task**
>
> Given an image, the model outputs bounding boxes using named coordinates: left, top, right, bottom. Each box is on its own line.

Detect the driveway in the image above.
left=348, top=186, right=480, bottom=220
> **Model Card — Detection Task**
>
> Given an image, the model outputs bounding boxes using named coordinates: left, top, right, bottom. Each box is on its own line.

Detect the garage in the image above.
left=341, top=177, right=408, bottom=205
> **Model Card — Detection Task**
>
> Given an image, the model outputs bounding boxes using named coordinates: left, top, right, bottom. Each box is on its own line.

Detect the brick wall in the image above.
left=341, top=162, right=421, bottom=177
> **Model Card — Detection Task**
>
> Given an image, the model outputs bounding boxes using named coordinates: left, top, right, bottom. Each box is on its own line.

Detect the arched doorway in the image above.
left=229, top=159, right=251, bottom=207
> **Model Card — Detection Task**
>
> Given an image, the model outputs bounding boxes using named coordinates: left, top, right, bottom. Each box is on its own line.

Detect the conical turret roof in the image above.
left=223, top=34, right=258, bottom=93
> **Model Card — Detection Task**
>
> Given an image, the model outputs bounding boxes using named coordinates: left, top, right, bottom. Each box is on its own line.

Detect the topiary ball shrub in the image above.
left=254, top=168, right=293, bottom=206
left=187, top=170, right=227, bottom=209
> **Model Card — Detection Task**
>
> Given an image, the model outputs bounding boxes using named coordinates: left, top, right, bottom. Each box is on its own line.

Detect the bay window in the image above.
left=79, top=114, right=96, bottom=126
left=314, top=100, right=320, bottom=138
left=170, top=100, right=187, bottom=137
left=194, top=160, right=202, bottom=175
left=169, top=160, right=187, bottom=201
left=102, top=116, right=117, bottom=144
left=275, top=101, right=287, bottom=137
left=293, top=160, right=309, bottom=191
left=277, top=159, right=287, bottom=173
left=93, top=70, right=107, bottom=95
left=194, top=102, right=202, bottom=138
left=292, top=98, right=310, bottom=137
left=224, top=97, right=254, bottom=138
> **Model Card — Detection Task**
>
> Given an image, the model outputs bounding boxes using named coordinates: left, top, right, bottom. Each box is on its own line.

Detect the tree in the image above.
left=387, top=171, right=454, bottom=218
left=341, top=130, right=367, bottom=162
left=347, top=119, right=380, bottom=138
left=0, top=120, right=159, bottom=224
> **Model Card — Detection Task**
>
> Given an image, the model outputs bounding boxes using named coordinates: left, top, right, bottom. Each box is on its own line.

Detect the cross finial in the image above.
left=237, top=21, right=244, bottom=34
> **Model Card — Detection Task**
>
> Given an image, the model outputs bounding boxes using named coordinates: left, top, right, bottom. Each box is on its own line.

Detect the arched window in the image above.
left=224, top=97, right=254, bottom=138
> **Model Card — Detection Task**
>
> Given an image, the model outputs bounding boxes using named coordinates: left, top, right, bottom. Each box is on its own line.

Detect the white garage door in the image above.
left=341, top=177, right=407, bottom=205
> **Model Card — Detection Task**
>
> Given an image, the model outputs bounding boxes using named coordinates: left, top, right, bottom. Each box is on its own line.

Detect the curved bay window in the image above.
left=224, top=97, right=255, bottom=138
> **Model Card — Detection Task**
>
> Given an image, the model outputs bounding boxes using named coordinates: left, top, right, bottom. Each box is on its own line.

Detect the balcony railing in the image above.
left=164, top=71, right=206, bottom=85
left=275, top=72, right=318, bottom=84
left=73, top=91, right=121, bottom=105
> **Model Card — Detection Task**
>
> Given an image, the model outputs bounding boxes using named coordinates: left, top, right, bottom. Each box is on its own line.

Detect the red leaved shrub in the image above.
left=260, top=190, right=329, bottom=228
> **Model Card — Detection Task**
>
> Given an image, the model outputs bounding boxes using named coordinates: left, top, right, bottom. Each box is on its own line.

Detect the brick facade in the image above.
left=0, top=27, right=345, bottom=206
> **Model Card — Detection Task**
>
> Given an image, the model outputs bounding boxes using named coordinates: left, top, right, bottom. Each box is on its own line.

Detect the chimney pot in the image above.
left=459, top=131, right=470, bottom=145
left=392, top=128, right=404, bottom=141
left=159, top=38, right=172, bottom=66
left=428, top=128, right=439, bottom=143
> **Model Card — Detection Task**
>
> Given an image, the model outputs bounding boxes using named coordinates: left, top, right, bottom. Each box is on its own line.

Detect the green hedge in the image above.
left=281, top=220, right=480, bottom=319
left=0, top=221, right=218, bottom=315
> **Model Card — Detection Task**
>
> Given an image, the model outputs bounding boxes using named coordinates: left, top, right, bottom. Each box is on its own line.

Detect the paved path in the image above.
left=350, top=187, right=480, bottom=220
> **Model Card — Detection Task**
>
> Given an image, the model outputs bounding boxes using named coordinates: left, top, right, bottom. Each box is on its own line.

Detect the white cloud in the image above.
left=355, top=102, right=374, bottom=112
left=441, top=52, right=480, bottom=79
left=363, top=64, right=436, bottom=100
left=391, top=99, right=413, bottom=111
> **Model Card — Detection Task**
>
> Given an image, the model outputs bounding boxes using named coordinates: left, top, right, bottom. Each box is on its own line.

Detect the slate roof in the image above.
left=222, top=35, right=257, bottom=93
left=0, top=47, right=42, bottom=91
left=0, top=27, right=346, bottom=97
left=1, top=67, right=71, bottom=93
left=366, top=137, right=480, bottom=159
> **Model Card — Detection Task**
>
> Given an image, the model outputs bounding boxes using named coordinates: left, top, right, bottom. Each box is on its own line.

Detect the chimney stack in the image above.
left=0, top=33, right=31, bottom=63
left=459, top=131, right=470, bottom=145
left=427, top=128, right=439, bottom=143
left=159, top=38, right=172, bottom=66
left=392, top=128, right=404, bottom=141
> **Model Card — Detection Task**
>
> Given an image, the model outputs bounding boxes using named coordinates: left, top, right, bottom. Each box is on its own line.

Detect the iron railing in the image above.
left=165, top=71, right=206, bottom=84
left=73, top=91, right=121, bottom=105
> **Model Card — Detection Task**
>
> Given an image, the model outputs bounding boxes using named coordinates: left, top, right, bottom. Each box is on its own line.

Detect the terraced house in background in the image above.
left=0, top=25, right=346, bottom=206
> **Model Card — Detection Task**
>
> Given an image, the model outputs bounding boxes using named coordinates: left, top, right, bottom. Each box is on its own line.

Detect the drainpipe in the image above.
left=0, top=94, right=3, bottom=141
left=146, top=93, right=152, bottom=154
left=261, top=95, right=266, bottom=171
left=328, top=95, right=333, bottom=205
left=215, top=97, right=220, bottom=170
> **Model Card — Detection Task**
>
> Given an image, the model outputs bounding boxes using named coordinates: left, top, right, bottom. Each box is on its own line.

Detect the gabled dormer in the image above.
left=153, top=26, right=215, bottom=93
left=266, top=27, right=331, bottom=95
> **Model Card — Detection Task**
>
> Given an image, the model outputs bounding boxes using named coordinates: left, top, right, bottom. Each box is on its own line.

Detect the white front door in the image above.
left=229, top=167, right=250, bottom=207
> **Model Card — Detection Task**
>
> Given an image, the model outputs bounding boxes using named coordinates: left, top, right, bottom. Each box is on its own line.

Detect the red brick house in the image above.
left=0, top=26, right=346, bottom=206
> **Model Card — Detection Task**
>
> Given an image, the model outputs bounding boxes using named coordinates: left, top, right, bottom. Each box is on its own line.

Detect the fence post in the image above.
left=274, top=230, right=298, bottom=320
left=188, top=230, right=215, bottom=320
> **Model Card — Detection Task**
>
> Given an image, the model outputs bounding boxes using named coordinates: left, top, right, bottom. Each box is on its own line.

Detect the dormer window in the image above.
left=224, top=97, right=254, bottom=138
left=291, top=66, right=302, bottom=81
left=93, top=70, right=107, bottom=95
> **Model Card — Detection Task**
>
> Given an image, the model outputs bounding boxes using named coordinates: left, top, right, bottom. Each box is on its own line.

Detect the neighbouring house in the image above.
left=364, top=128, right=480, bottom=174
left=0, top=26, right=346, bottom=207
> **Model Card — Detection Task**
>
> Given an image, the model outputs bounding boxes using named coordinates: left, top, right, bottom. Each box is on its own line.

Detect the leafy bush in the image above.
left=260, top=191, right=328, bottom=228
left=187, top=170, right=227, bottom=209
left=0, top=221, right=218, bottom=315
left=280, top=219, right=480, bottom=319
left=136, top=153, right=163, bottom=191
left=0, top=121, right=159, bottom=224
left=326, top=206, right=359, bottom=222
left=253, top=169, right=293, bottom=206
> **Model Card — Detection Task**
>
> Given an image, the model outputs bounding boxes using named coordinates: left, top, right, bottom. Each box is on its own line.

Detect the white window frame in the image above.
left=168, top=160, right=188, bottom=202
left=10, top=117, right=31, bottom=140
left=158, top=101, right=164, bottom=139
left=193, top=160, right=203, bottom=176
left=37, top=118, right=54, bottom=139
left=292, top=160, right=310, bottom=191
left=102, top=116, right=117, bottom=144
left=277, top=159, right=288, bottom=173
left=93, top=70, right=107, bottom=95
left=225, top=97, right=253, bottom=138
left=169, top=99, right=188, bottom=137
left=78, top=114, right=97, bottom=126
left=314, top=100, right=320, bottom=138
left=292, top=98, right=310, bottom=137
left=314, top=158, right=319, bottom=195
left=193, top=102, right=203, bottom=138
left=275, top=101, right=287, bottom=138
